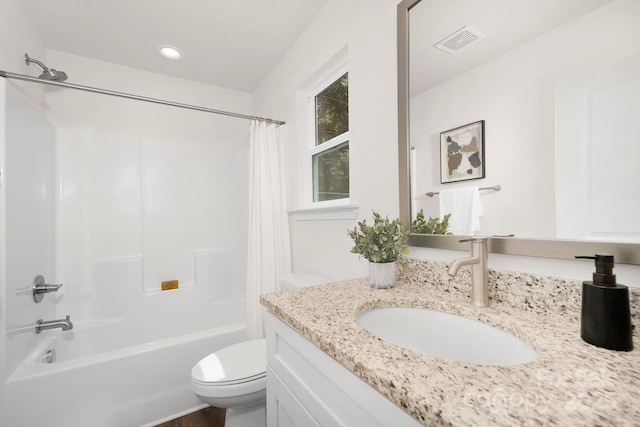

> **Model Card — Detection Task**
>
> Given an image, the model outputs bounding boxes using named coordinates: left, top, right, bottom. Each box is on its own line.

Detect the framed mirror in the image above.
left=397, top=0, right=640, bottom=264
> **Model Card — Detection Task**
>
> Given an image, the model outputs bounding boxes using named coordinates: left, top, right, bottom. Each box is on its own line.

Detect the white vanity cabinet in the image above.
left=265, top=311, right=422, bottom=427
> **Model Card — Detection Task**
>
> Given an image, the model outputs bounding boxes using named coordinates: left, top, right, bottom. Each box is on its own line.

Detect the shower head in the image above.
left=24, top=53, right=68, bottom=82
left=38, top=68, right=68, bottom=82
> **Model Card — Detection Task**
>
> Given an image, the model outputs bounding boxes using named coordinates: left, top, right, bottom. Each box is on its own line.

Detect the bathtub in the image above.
left=4, top=322, right=247, bottom=427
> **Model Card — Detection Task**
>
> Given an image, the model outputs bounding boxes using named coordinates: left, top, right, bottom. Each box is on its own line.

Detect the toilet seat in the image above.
left=192, top=371, right=265, bottom=386
left=191, top=338, right=267, bottom=397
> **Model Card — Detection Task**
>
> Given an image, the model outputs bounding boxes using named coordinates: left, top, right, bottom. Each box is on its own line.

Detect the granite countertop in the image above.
left=260, top=259, right=640, bottom=426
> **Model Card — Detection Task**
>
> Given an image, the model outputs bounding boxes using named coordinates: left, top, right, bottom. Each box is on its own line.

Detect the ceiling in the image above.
left=409, top=0, right=614, bottom=97
left=17, top=0, right=328, bottom=92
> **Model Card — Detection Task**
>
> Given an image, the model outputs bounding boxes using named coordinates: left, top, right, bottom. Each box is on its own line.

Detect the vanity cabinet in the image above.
left=265, top=311, right=421, bottom=427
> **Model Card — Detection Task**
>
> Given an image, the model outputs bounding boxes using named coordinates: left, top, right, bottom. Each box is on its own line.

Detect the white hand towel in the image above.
left=439, top=187, right=482, bottom=235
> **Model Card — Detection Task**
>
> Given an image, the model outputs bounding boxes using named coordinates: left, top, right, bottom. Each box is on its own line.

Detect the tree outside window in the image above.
left=312, top=72, right=349, bottom=202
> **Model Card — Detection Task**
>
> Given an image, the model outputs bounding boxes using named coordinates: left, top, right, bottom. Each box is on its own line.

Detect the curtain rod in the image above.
left=0, top=70, right=285, bottom=126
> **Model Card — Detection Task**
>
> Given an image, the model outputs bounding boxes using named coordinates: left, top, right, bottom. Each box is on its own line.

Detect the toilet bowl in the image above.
left=191, top=338, right=267, bottom=427
left=191, top=272, right=331, bottom=427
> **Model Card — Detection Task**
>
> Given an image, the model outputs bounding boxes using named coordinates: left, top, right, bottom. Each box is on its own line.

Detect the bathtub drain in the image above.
left=38, top=348, right=56, bottom=364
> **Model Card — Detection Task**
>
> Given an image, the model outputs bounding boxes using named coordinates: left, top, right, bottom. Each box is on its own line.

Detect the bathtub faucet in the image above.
left=32, top=275, right=63, bottom=303
left=448, top=237, right=489, bottom=307
left=36, top=315, right=73, bottom=334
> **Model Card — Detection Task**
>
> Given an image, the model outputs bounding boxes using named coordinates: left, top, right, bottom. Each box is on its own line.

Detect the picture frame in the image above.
left=440, top=120, right=485, bottom=184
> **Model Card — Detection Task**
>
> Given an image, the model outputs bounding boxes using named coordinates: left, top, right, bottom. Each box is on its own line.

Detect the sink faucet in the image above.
left=448, top=237, right=489, bottom=307
left=36, top=315, right=73, bottom=334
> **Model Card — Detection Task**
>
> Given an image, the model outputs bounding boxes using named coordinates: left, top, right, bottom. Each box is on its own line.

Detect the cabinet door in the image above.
left=265, top=312, right=422, bottom=427
left=267, top=367, right=320, bottom=427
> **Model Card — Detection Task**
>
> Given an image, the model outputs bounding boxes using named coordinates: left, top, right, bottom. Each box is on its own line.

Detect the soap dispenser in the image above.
left=576, top=254, right=633, bottom=351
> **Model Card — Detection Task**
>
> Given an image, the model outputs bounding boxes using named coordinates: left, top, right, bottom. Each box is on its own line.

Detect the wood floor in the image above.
left=155, top=407, right=226, bottom=427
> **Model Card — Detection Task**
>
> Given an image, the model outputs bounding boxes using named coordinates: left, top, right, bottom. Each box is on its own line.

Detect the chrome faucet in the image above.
left=32, top=275, right=64, bottom=303
left=36, top=315, right=73, bottom=334
left=448, top=237, right=489, bottom=307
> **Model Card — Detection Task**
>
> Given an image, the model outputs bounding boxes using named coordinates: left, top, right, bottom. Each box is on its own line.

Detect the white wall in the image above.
left=254, top=0, right=400, bottom=280
left=44, top=50, right=253, bottom=143
left=411, top=0, right=640, bottom=239
left=53, top=127, right=248, bottom=338
left=45, top=52, right=252, bottom=338
left=0, top=0, right=49, bottom=414
left=254, top=0, right=640, bottom=286
left=2, top=81, right=57, bottom=383
left=555, top=52, right=640, bottom=241
left=0, top=0, right=47, bottom=92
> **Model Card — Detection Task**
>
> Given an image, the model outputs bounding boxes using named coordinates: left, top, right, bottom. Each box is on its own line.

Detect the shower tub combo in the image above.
left=5, top=321, right=246, bottom=427
left=1, top=54, right=258, bottom=427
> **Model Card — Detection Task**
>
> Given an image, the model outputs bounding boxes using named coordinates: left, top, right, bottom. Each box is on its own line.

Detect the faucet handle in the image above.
left=459, top=237, right=488, bottom=243
left=32, top=275, right=64, bottom=303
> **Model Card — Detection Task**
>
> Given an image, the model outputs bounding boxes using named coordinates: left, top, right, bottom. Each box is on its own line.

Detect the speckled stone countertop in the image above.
left=260, top=258, right=640, bottom=426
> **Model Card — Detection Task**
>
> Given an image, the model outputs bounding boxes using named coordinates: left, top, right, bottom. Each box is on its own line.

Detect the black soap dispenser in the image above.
left=576, top=254, right=633, bottom=351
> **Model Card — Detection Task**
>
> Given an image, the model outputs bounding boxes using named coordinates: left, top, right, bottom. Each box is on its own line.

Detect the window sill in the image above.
left=288, top=204, right=359, bottom=221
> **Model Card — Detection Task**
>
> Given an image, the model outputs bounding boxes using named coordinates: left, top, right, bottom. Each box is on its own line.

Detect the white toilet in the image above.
left=191, top=272, right=330, bottom=427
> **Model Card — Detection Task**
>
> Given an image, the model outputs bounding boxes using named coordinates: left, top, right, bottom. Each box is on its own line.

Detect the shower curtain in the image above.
left=246, top=120, right=292, bottom=339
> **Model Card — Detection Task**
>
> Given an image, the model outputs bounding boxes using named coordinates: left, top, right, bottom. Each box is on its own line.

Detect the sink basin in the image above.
left=357, top=307, right=537, bottom=366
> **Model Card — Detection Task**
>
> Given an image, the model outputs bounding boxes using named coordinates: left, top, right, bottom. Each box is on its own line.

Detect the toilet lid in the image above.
left=192, top=338, right=266, bottom=385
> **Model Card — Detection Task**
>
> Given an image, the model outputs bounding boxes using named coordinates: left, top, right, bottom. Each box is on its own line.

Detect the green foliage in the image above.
left=319, top=144, right=349, bottom=200
left=348, top=211, right=409, bottom=263
left=411, top=210, right=452, bottom=235
left=314, top=73, right=349, bottom=202
left=316, top=73, right=349, bottom=144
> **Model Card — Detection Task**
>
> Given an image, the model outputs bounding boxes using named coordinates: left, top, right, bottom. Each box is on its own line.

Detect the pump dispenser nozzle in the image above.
left=575, top=254, right=616, bottom=285
left=576, top=254, right=632, bottom=351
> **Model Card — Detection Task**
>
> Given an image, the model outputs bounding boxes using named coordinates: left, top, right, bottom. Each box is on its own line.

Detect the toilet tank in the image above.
left=279, top=272, right=331, bottom=292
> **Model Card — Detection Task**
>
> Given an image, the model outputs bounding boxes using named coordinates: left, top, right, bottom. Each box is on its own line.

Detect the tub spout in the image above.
left=36, top=315, right=73, bottom=334
left=448, top=237, right=489, bottom=307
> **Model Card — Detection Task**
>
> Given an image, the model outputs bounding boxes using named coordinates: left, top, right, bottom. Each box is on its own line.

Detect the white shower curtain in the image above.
left=246, top=120, right=292, bottom=339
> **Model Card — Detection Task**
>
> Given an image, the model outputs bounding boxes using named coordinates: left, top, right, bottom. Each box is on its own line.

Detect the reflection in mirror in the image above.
left=409, top=0, right=639, bottom=241
left=397, top=0, right=640, bottom=264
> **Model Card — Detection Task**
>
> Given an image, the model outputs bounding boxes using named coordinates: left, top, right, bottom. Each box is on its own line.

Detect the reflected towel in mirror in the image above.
left=439, top=187, right=482, bottom=235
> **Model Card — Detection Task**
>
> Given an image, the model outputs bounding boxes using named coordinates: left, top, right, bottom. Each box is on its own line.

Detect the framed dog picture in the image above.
left=440, top=120, right=485, bottom=184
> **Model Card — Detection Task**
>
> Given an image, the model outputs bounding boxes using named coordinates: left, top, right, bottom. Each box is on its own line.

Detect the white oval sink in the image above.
left=357, top=307, right=537, bottom=366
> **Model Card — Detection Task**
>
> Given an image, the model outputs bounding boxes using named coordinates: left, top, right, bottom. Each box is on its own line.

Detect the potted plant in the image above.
left=348, top=211, right=409, bottom=288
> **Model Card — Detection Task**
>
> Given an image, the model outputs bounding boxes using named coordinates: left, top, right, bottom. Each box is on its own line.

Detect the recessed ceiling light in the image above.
left=158, top=45, right=182, bottom=60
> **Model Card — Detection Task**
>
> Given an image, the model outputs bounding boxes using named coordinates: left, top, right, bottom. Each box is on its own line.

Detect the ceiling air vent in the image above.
left=434, top=26, right=485, bottom=55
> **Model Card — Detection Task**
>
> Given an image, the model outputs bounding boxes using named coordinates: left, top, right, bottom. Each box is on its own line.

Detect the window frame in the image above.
left=306, top=64, right=350, bottom=207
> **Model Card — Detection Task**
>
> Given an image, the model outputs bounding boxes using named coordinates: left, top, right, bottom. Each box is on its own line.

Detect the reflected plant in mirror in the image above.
left=412, top=210, right=452, bottom=235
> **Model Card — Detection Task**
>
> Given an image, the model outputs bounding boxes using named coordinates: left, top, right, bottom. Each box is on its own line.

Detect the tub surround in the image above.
left=260, top=258, right=640, bottom=426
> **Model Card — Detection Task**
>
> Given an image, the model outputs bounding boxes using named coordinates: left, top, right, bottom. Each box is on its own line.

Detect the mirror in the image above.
left=397, top=0, right=640, bottom=264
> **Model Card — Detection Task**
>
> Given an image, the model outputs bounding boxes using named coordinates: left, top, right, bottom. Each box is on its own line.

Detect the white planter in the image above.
left=367, top=261, right=397, bottom=289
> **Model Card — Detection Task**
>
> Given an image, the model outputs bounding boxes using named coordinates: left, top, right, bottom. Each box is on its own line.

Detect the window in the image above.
left=310, top=72, right=349, bottom=203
